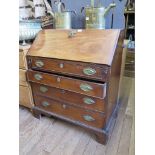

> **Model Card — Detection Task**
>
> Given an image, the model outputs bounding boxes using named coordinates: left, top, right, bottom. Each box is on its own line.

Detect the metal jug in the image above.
left=51, top=0, right=76, bottom=29
left=81, top=0, right=116, bottom=29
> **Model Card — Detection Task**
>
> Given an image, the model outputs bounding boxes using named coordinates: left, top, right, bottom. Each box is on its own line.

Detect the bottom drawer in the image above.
left=19, top=85, right=33, bottom=108
left=34, top=95, right=106, bottom=129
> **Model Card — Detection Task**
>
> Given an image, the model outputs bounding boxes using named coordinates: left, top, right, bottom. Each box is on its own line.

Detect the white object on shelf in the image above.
left=19, top=0, right=28, bottom=7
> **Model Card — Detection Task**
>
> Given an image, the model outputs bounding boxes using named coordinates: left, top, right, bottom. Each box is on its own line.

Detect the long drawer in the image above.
left=27, top=70, right=106, bottom=98
left=27, top=56, right=109, bottom=82
left=34, top=95, right=106, bottom=128
left=31, top=82, right=106, bottom=112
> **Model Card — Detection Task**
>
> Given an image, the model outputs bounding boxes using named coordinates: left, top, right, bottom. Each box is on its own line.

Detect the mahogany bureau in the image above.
left=26, top=29, right=124, bottom=144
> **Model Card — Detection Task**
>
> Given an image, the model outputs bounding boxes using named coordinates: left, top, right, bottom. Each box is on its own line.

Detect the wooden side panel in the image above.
left=19, top=86, right=34, bottom=108
left=19, top=45, right=34, bottom=109
left=106, top=31, right=124, bottom=123
left=19, top=51, right=25, bottom=69
left=19, top=45, right=31, bottom=69
left=19, top=69, right=28, bottom=86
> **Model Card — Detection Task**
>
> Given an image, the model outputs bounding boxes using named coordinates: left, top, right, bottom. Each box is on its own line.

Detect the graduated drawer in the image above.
left=27, top=70, right=106, bottom=98
left=27, top=57, right=109, bottom=82
left=34, top=95, right=105, bottom=128
left=31, top=83, right=106, bottom=112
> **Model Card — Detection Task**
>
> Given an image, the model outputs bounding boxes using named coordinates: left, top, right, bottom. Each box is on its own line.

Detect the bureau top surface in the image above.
left=27, top=29, right=120, bottom=66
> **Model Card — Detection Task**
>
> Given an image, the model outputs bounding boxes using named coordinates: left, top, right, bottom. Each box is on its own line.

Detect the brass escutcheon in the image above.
left=59, top=63, right=64, bottom=68
left=57, top=77, right=61, bottom=82
left=62, top=104, right=67, bottom=109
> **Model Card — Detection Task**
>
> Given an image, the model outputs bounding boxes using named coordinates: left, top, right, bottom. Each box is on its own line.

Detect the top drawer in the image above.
left=27, top=56, right=109, bottom=82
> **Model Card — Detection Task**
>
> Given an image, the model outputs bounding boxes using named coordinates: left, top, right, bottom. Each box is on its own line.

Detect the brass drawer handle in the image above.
left=83, top=67, right=96, bottom=76
left=42, top=101, right=49, bottom=107
left=83, top=115, right=95, bottom=122
left=80, top=83, right=93, bottom=92
left=40, top=86, right=48, bottom=93
left=35, top=60, right=44, bottom=68
left=34, top=74, right=43, bottom=80
left=83, top=97, right=95, bottom=105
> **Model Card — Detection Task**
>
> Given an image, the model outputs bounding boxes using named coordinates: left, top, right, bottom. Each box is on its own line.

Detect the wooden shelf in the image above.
left=127, top=27, right=135, bottom=30
left=124, top=8, right=135, bottom=40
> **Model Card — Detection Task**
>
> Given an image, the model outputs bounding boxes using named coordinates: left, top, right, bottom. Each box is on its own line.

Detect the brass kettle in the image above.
left=81, top=0, right=116, bottom=29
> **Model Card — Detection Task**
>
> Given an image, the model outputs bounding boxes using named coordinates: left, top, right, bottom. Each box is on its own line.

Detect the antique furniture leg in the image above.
left=32, top=108, right=41, bottom=119
left=94, top=131, right=107, bottom=145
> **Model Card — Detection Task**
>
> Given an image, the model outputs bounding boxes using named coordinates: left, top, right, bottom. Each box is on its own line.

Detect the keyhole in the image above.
left=57, top=77, right=61, bottom=82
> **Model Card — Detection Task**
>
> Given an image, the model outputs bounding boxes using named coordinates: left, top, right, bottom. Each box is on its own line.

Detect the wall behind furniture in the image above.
left=49, top=0, right=127, bottom=29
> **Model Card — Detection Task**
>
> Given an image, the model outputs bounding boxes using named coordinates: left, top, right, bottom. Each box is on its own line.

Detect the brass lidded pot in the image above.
left=82, top=0, right=116, bottom=29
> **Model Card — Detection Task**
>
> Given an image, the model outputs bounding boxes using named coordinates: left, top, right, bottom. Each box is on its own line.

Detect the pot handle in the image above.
left=61, top=2, right=65, bottom=12
left=70, top=10, right=76, bottom=15
left=54, top=0, right=65, bottom=13
left=81, top=7, right=85, bottom=13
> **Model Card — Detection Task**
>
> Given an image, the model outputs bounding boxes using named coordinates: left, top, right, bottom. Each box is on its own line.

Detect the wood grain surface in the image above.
left=27, top=29, right=120, bottom=65
left=19, top=86, right=33, bottom=108
left=19, top=44, right=31, bottom=69
left=19, top=69, right=28, bottom=86
left=19, top=51, right=26, bottom=69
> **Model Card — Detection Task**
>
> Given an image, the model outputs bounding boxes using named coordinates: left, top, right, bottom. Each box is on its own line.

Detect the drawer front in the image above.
left=34, top=95, right=105, bottom=128
left=19, top=69, right=28, bottom=86
left=31, top=83, right=106, bottom=112
left=28, top=57, right=109, bottom=82
left=27, top=70, right=106, bottom=98
left=19, top=86, right=33, bottom=108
